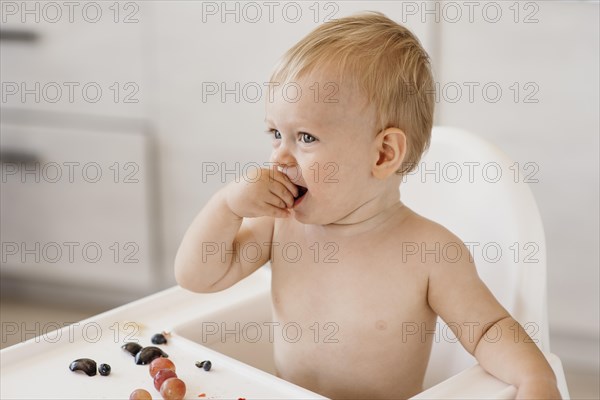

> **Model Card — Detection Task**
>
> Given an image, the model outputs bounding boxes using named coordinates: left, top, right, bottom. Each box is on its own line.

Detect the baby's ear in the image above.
left=372, top=127, right=407, bottom=180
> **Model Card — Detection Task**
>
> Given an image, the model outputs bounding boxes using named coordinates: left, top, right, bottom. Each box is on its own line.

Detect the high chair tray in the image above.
left=0, top=268, right=325, bottom=399
left=0, top=265, right=567, bottom=399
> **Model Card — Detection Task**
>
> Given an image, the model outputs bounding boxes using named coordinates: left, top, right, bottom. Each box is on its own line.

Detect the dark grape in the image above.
left=122, top=342, right=143, bottom=356
left=135, top=346, right=168, bottom=365
left=69, top=358, right=97, bottom=376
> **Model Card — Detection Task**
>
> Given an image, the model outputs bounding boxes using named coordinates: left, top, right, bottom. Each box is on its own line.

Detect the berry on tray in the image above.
left=151, top=333, right=168, bottom=345
left=149, top=357, right=176, bottom=378
left=129, top=388, right=152, bottom=400
left=98, top=363, right=111, bottom=376
left=135, top=346, right=169, bottom=365
left=68, top=358, right=97, bottom=376
left=154, top=369, right=177, bottom=391
left=195, top=360, right=212, bottom=371
left=122, top=342, right=143, bottom=357
left=160, top=378, right=186, bottom=400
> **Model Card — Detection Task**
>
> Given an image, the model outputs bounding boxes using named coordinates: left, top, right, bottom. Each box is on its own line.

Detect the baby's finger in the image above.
left=269, top=167, right=299, bottom=198
left=269, top=183, right=295, bottom=208
left=263, top=203, right=290, bottom=218
left=265, top=191, right=290, bottom=209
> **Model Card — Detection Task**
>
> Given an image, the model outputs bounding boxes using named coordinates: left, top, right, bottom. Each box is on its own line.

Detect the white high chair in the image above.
left=173, top=126, right=570, bottom=399
left=402, top=126, right=570, bottom=399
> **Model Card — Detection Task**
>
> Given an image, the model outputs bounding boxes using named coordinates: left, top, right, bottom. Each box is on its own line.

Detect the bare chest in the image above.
left=268, top=224, right=435, bottom=398
left=270, top=225, right=431, bottom=324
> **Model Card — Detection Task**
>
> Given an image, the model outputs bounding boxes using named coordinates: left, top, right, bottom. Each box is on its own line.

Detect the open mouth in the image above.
left=293, top=184, right=308, bottom=207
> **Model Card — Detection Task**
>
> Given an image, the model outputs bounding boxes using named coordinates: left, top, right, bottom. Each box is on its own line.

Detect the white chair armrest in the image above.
left=410, top=353, right=569, bottom=400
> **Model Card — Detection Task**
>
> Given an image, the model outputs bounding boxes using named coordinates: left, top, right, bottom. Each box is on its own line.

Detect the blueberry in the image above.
left=98, top=363, right=111, bottom=376
left=195, top=360, right=212, bottom=371
left=151, top=333, right=167, bottom=345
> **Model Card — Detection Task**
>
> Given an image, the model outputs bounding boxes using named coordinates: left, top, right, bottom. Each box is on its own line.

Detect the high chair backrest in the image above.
left=401, top=126, right=549, bottom=388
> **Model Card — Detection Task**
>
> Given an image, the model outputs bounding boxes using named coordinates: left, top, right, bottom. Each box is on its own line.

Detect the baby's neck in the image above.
left=307, top=189, right=407, bottom=237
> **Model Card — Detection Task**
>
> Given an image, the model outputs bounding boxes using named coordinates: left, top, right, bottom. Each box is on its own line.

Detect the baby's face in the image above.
left=265, top=70, right=382, bottom=225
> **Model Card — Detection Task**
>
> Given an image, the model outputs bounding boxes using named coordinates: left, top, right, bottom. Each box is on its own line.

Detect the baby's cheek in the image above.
left=305, top=160, right=358, bottom=197
left=316, top=160, right=346, bottom=185
left=301, top=162, right=325, bottom=185
left=318, top=174, right=353, bottom=200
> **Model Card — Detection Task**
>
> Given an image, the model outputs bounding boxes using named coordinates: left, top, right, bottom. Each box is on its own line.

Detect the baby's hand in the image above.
left=223, top=166, right=299, bottom=219
left=516, top=377, right=562, bottom=400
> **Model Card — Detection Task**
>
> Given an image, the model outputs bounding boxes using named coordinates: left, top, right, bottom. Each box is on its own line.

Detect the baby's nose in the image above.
left=270, top=147, right=304, bottom=183
left=271, top=148, right=295, bottom=169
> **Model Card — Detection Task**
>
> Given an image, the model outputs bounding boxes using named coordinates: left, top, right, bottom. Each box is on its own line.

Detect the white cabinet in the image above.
left=0, top=111, right=159, bottom=297
left=1, top=1, right=149, bottom=118
left=1, top=2, right=159, bottom=300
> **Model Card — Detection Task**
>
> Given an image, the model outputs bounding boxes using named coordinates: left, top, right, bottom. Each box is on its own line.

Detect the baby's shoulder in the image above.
left=395, top=206, right=457, bottom=240
left=392, top=206, right=473, bottom=266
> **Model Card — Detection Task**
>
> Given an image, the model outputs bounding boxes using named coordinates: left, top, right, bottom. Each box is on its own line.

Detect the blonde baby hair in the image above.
left=269, top=11, right=435, bottom=175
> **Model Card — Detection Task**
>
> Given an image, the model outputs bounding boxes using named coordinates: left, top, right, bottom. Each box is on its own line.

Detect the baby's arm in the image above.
left=174, top=166, right=298, bottom=293
left=426, top=230, right=561, bottom=399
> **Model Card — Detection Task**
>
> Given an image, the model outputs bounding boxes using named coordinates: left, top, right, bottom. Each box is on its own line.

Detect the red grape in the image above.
left=149, top=357, right=176, bottom=378
left=129, top=388, right=152, bottom=400
left=160, top=378, right=186, bottom=400
left=153, top=369, right=177, bottom=391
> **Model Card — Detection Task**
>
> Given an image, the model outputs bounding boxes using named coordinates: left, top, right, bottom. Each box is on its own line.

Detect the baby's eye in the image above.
left=267, top=129, right=281, bottom=140
left=300, top=133, right=317, bottom=144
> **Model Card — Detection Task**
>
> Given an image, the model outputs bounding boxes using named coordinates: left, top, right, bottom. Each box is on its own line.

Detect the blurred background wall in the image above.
left=1, top=0, right=598, bottom=397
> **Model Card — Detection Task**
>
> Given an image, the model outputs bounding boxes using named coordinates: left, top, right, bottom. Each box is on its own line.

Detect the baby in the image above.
left=175, top=11, right=561, bottom=400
